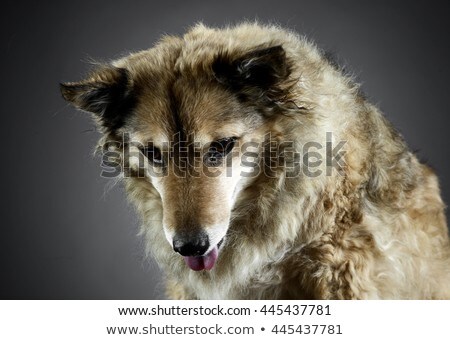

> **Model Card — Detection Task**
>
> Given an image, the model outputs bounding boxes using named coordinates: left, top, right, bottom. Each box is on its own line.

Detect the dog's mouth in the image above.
left=183, top=239, right=224, bottom=271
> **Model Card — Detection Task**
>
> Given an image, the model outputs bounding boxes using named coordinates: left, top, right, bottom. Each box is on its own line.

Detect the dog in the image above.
left=60, top=22, right=450, bottom=299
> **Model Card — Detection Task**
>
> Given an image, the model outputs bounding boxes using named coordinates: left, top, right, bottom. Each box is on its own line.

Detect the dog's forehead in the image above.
left=129, top=67, right=249, bottom=143
left=173, top=77, right=245, bottom=133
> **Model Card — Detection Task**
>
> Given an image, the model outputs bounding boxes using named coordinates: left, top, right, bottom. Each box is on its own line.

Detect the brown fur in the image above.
left=61, top=22, right=450, bottom=299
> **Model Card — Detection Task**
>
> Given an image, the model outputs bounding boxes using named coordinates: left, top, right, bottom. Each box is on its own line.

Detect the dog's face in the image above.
left=129, top=77, right=265, bottom=271
left=61, top=41, right=292, bottom=271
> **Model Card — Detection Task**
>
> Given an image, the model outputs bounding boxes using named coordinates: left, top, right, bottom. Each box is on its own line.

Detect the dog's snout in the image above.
left=172, top=231, right=210, bottom=256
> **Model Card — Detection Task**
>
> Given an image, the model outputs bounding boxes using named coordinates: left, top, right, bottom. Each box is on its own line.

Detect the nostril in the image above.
left=172, top=239, right=185, bottom=254
left=172, top=232, right=210, bottom=257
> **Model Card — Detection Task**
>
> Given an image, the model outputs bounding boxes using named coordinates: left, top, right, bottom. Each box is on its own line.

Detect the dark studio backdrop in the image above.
left=1, top=0, right=449, bottom=299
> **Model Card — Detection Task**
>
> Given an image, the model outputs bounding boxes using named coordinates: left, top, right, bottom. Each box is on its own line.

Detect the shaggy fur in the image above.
left=61, top=22, right=450, bottom=299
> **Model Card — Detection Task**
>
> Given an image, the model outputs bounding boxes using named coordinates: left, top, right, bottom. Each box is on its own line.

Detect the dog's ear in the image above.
left=212, top=45, right=291, bottom=98
left=60, top=66, right=136, bottom=132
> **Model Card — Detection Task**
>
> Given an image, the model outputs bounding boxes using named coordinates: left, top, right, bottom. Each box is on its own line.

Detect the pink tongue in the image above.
left=183, top=246, right=218, bottom=271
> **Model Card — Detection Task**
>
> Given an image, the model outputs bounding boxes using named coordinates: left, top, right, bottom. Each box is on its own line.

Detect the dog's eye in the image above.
left=204, top=137, right=237, bottom=167
left=144, top=146, right=164, bottom=166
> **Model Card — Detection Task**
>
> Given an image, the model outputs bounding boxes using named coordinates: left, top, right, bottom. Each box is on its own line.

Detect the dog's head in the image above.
left=61, top=35, right=295, bottom=271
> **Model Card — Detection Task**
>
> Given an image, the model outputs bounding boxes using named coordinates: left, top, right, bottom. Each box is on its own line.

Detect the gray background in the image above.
left=1, top=0, right=449, bottom=299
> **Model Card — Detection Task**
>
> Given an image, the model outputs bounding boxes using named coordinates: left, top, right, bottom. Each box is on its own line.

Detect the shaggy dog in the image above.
left=61, top=23, right=450, bottom=299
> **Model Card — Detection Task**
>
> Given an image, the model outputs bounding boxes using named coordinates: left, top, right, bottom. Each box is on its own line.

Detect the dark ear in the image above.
left=212, top=45, right=291, bottom=97
left=60, top=66, right=136, bottom=132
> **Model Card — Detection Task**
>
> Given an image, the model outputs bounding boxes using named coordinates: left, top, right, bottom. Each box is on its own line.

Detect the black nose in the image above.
left=172, top=231, right=209, bottom=256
